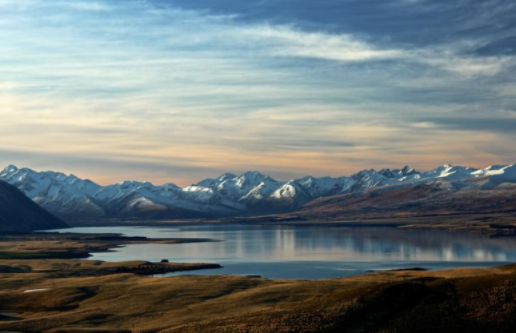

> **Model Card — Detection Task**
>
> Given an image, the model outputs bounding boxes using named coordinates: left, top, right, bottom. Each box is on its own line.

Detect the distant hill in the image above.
left=0, top=180, right=69, bottom=232
left=295, top=177, right=516, bottom=220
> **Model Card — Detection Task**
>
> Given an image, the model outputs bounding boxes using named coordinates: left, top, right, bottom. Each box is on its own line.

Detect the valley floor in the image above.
left=1, top=231, right=516, bottom=333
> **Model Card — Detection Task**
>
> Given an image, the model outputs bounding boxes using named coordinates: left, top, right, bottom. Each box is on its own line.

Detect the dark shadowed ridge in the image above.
left=0, top=180, right=69, bottom=232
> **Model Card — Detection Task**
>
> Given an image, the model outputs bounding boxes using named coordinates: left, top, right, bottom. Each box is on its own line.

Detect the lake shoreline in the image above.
left=67, top=212, right=516, bottom=238
left=0, top=231, right=219, bottom=260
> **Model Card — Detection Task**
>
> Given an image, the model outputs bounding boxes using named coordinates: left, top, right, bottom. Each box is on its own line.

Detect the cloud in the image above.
left=237, top=25, right=405, bottom=62
left=0, top=0, right=110, bottom=11
left=423, top=117, right=516, bottom=134
left=0, top=0, right=515, bottom=183
left=423, top=52, right=516, bottom=76
left=411, top=122, right=436, bottom=129
left=60, top=1, right=111, bottom=11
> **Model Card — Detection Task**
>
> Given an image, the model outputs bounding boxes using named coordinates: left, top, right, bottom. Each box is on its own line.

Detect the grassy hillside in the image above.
left=0, top=261, right=515, bottom=333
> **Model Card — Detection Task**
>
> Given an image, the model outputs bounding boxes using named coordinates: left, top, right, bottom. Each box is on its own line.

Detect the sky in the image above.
left=0, top=0, right=515, bottom=186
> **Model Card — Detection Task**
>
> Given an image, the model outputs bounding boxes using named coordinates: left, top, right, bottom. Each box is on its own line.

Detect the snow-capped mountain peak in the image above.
left=422, top=164, right=478, bottom=181
left=1, top=165, right=19, bottom=175
left=235, top=171, right=274, bottom=186
left=0, top=166, right=105, bottom=219
left=195, top=173, right=237, bottom=188
left=213, top=171, right=280, bottom=201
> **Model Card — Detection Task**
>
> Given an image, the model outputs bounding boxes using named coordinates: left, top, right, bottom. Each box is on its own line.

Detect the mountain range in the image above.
left=1, top=164, right=515, bottom=221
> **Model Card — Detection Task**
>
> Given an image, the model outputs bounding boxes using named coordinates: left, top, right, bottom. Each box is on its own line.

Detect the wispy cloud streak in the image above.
left=0, top=0, right=515, bottom=184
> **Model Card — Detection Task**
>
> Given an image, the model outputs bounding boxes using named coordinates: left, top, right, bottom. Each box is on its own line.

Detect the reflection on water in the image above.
left=49, top=225, right=516, bottom=279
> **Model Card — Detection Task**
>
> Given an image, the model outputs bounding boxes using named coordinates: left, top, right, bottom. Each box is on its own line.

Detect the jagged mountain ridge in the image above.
left=0, top=180, right=68, bottom=232
left=296, top=175, right=516, bottom=220
left=0, top=164, right=515, bottom=221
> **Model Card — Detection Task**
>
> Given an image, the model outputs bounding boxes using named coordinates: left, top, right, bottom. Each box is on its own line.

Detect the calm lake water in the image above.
left=48, top=224, right=516, bottom=280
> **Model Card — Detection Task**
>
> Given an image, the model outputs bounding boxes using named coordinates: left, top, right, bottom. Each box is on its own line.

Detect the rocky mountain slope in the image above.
left=0, top=180, right=68, bottom=232
left=0, top=164, right=514, bottom=221
left=297, top=177, right=516, bottom=220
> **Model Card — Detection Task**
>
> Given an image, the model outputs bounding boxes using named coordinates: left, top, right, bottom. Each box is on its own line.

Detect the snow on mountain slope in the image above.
left=349, top=169, right=394, bottom=192
left=268, top=176, right=356, bottom=208
left=195, top=171, right=284, bottom=209
left=240, top=181, right=281, bottom=205
left=97, top=181, right=242, bottom=216
left=379, top=166, right=419, bottom=179
left=180, top=185, right=246, bottom=212
left=214, top=171, right=281, bottom=201
left=65, top=175, right=102, bottom=197
left=121, top=197, right=167, bottom=214
left=241, top=184, right=284, bottom=206
left=265, top=167, right=417, bottom=209
left=196, top=173, right=236, bottom=188
left=297, top=176, right=341, bottom=197
left=472, top=165, right=508, bottom=177
left=421, top=164, right=479, bottom=181
left=1, top=163, right=515, bottom=221
left=269, top=182, right=313, bottom=209
left=0, top=166, right=105, bottom=219
left=482, top=165, right=516, bottom=187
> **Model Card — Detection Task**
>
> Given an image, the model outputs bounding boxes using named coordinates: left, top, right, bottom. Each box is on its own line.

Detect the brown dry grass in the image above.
left=1, top=261, right=515, bottom=333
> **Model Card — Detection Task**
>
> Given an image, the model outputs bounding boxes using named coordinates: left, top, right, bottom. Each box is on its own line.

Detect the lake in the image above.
left=48, top=224, right=516, bottom=280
